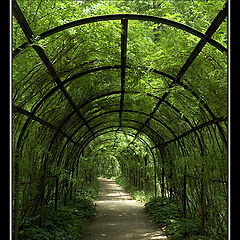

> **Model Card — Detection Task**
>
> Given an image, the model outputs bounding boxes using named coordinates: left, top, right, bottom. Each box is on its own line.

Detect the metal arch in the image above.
left=80, top=127, right=158, bottom=155
left=13, top=1, right=227, bottom=148
left=11, top=87, right=176, bottom=146
left=13, top=81, right=227, bottom=155
left=78, top=124, right=197, bottom=167
left=14, top=107, right=162, bottom=153
left=14, top=102, right=225, bottom=161
left=13, top=0, right=95, bottom=150
left=70, top=110, right=190, bottom=159
left=77, top=125, right=160, bottom=153
left=62, top=108, right=179, bottom=144
left=80, top=129, right=136, bottom=154
left=64, top=89, right=225, bottom=152
left=84, top=134, right=153, bottom=159
left=76, top=122, right=163, bottom=149
left=75, top=131, right=160, bottom=182
left=13, top=13, right=227, bottom=58
left=13, top=88, right=223, bottom=151
left=119, top=18, right=128, bottom=128
left=12, top=89, right=193, bottom=155
left=47, top=101, right=185, bottom=155
left=13, top=62, right=226, bottom=147
left=12, top=0, right=227, bottom=150
left=129, top=4, right=227, bottom=147
left=79, top=118, right=165, bottom=144
left=12, top=105, right=80, bottom=146
left=151, top=116, right=227, bottom=149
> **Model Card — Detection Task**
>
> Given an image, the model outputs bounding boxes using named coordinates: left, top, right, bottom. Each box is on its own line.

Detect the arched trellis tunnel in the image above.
left=12, top=0, right=228, bottom=239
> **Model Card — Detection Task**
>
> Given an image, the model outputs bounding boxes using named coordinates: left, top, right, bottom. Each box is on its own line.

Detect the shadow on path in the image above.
left=83, top=177, right=167, bottom=240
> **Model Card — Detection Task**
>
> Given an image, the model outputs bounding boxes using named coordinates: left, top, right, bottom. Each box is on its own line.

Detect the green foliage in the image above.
left=144, top=196, right=227, bottom=240
left=19, top=195, right=96, bottom=240
left=132, top=190, right=154, bottom=202
left=19, top=226, right=52, bottom=240
left=145, top=197, right=182, bottom=227
left=76, top=182, right=100, bottom=201
left=115, top=175, right=135, bottom=191
left=145, top=197, right=201, bottom=239
left=13, top=1, right=227, bottom=240
left=165, top=218, right=199, bottom=240
left=115, top=175, right=154, bottom=202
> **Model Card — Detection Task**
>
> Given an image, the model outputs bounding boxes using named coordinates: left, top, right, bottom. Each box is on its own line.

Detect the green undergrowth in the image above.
left=19, top=184, right=98, bottom=240
left=114, top=176, right=154, bottom=202
left=145, top=197, right=218, bottom=240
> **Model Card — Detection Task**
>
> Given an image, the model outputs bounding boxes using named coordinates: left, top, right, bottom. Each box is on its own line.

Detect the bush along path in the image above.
left=83, top=177, right=167, bottom=240
left=145, top=197, right=197, bottom=240
left=144, top=197, right=224, bottom=240
left=18, top=185, right=98, bottom=240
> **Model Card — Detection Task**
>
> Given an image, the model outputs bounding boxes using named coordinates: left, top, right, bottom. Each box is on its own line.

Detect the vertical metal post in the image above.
left=161, top=167, right=165, bottom=198
left=39, top=169, right=46, bottom=227
left=144, top=156, right=148, bottom=191
left=119, top=18, right=128, bottom=127
left=170, top=157, right=173, bottom=199
left=154, top=171, right=157, bottom=198
left=13, top=151, right=20, bottom=240
left=54, top=176, right=59, bottom=211
left=152, top=152, right=157, bottom=198
left=183, top=165, right=187, bottom=218
left=200, top=167, right=205, bottom=234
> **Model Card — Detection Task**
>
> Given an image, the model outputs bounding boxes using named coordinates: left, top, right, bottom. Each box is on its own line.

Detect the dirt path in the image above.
left=83, top=177, right=167, bottom=240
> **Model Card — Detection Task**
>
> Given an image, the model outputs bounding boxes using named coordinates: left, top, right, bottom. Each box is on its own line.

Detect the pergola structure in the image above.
left=12, top=1, right=228, bottom=239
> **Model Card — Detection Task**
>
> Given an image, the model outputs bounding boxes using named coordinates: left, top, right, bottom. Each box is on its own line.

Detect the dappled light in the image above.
left=84, top=178, right=167, bottom=240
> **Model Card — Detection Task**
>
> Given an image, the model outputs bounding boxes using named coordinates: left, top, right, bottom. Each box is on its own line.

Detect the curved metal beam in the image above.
left=80, top=127, right=157, bottom=154
left=13, top=13, right=226, bottom=58
left=80, top=118, right=164, bottom=144
left=77, top=125, right=160, bottom=153
left=129, top=5, right=227, bottom=146
left=64, top=108, right=178, bottom=144
left=13, top=0, right=95, bottom=144
left=85, top=133, right=153, bottom=158
left=49, top=99, right=187, bottom=155
left=12, top=105, right=80, bottom=146
left=119, top=19, right=128, bottom=127
left=13, top=2, right=227, bottom=152
left=13, top=86, right=222, bottom=154
left=13, top=63, right=225, bottom=143
left=151, top=116, right=227, bottom=149
left=14, top=63, right=227, bottom=154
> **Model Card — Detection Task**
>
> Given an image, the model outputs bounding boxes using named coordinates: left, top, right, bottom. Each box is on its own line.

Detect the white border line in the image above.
left=9, top=0, right=12, bottom=239
left=227, top=1, right=230, bottom=240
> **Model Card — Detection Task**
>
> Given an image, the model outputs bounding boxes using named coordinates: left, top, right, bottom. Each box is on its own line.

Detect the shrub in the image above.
left=19, top=195, right=96, bottom=240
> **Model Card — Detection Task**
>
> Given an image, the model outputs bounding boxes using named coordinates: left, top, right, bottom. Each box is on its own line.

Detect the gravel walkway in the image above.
left=83, top=177, right=167, bottom=240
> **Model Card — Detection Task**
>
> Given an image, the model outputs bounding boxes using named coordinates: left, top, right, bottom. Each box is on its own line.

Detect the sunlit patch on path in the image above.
left=83, top=177, right=167, bottom=240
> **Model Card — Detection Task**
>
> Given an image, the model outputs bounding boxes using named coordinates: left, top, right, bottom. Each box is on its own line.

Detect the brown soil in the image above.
left=83, top=177, right=167, bottom=240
